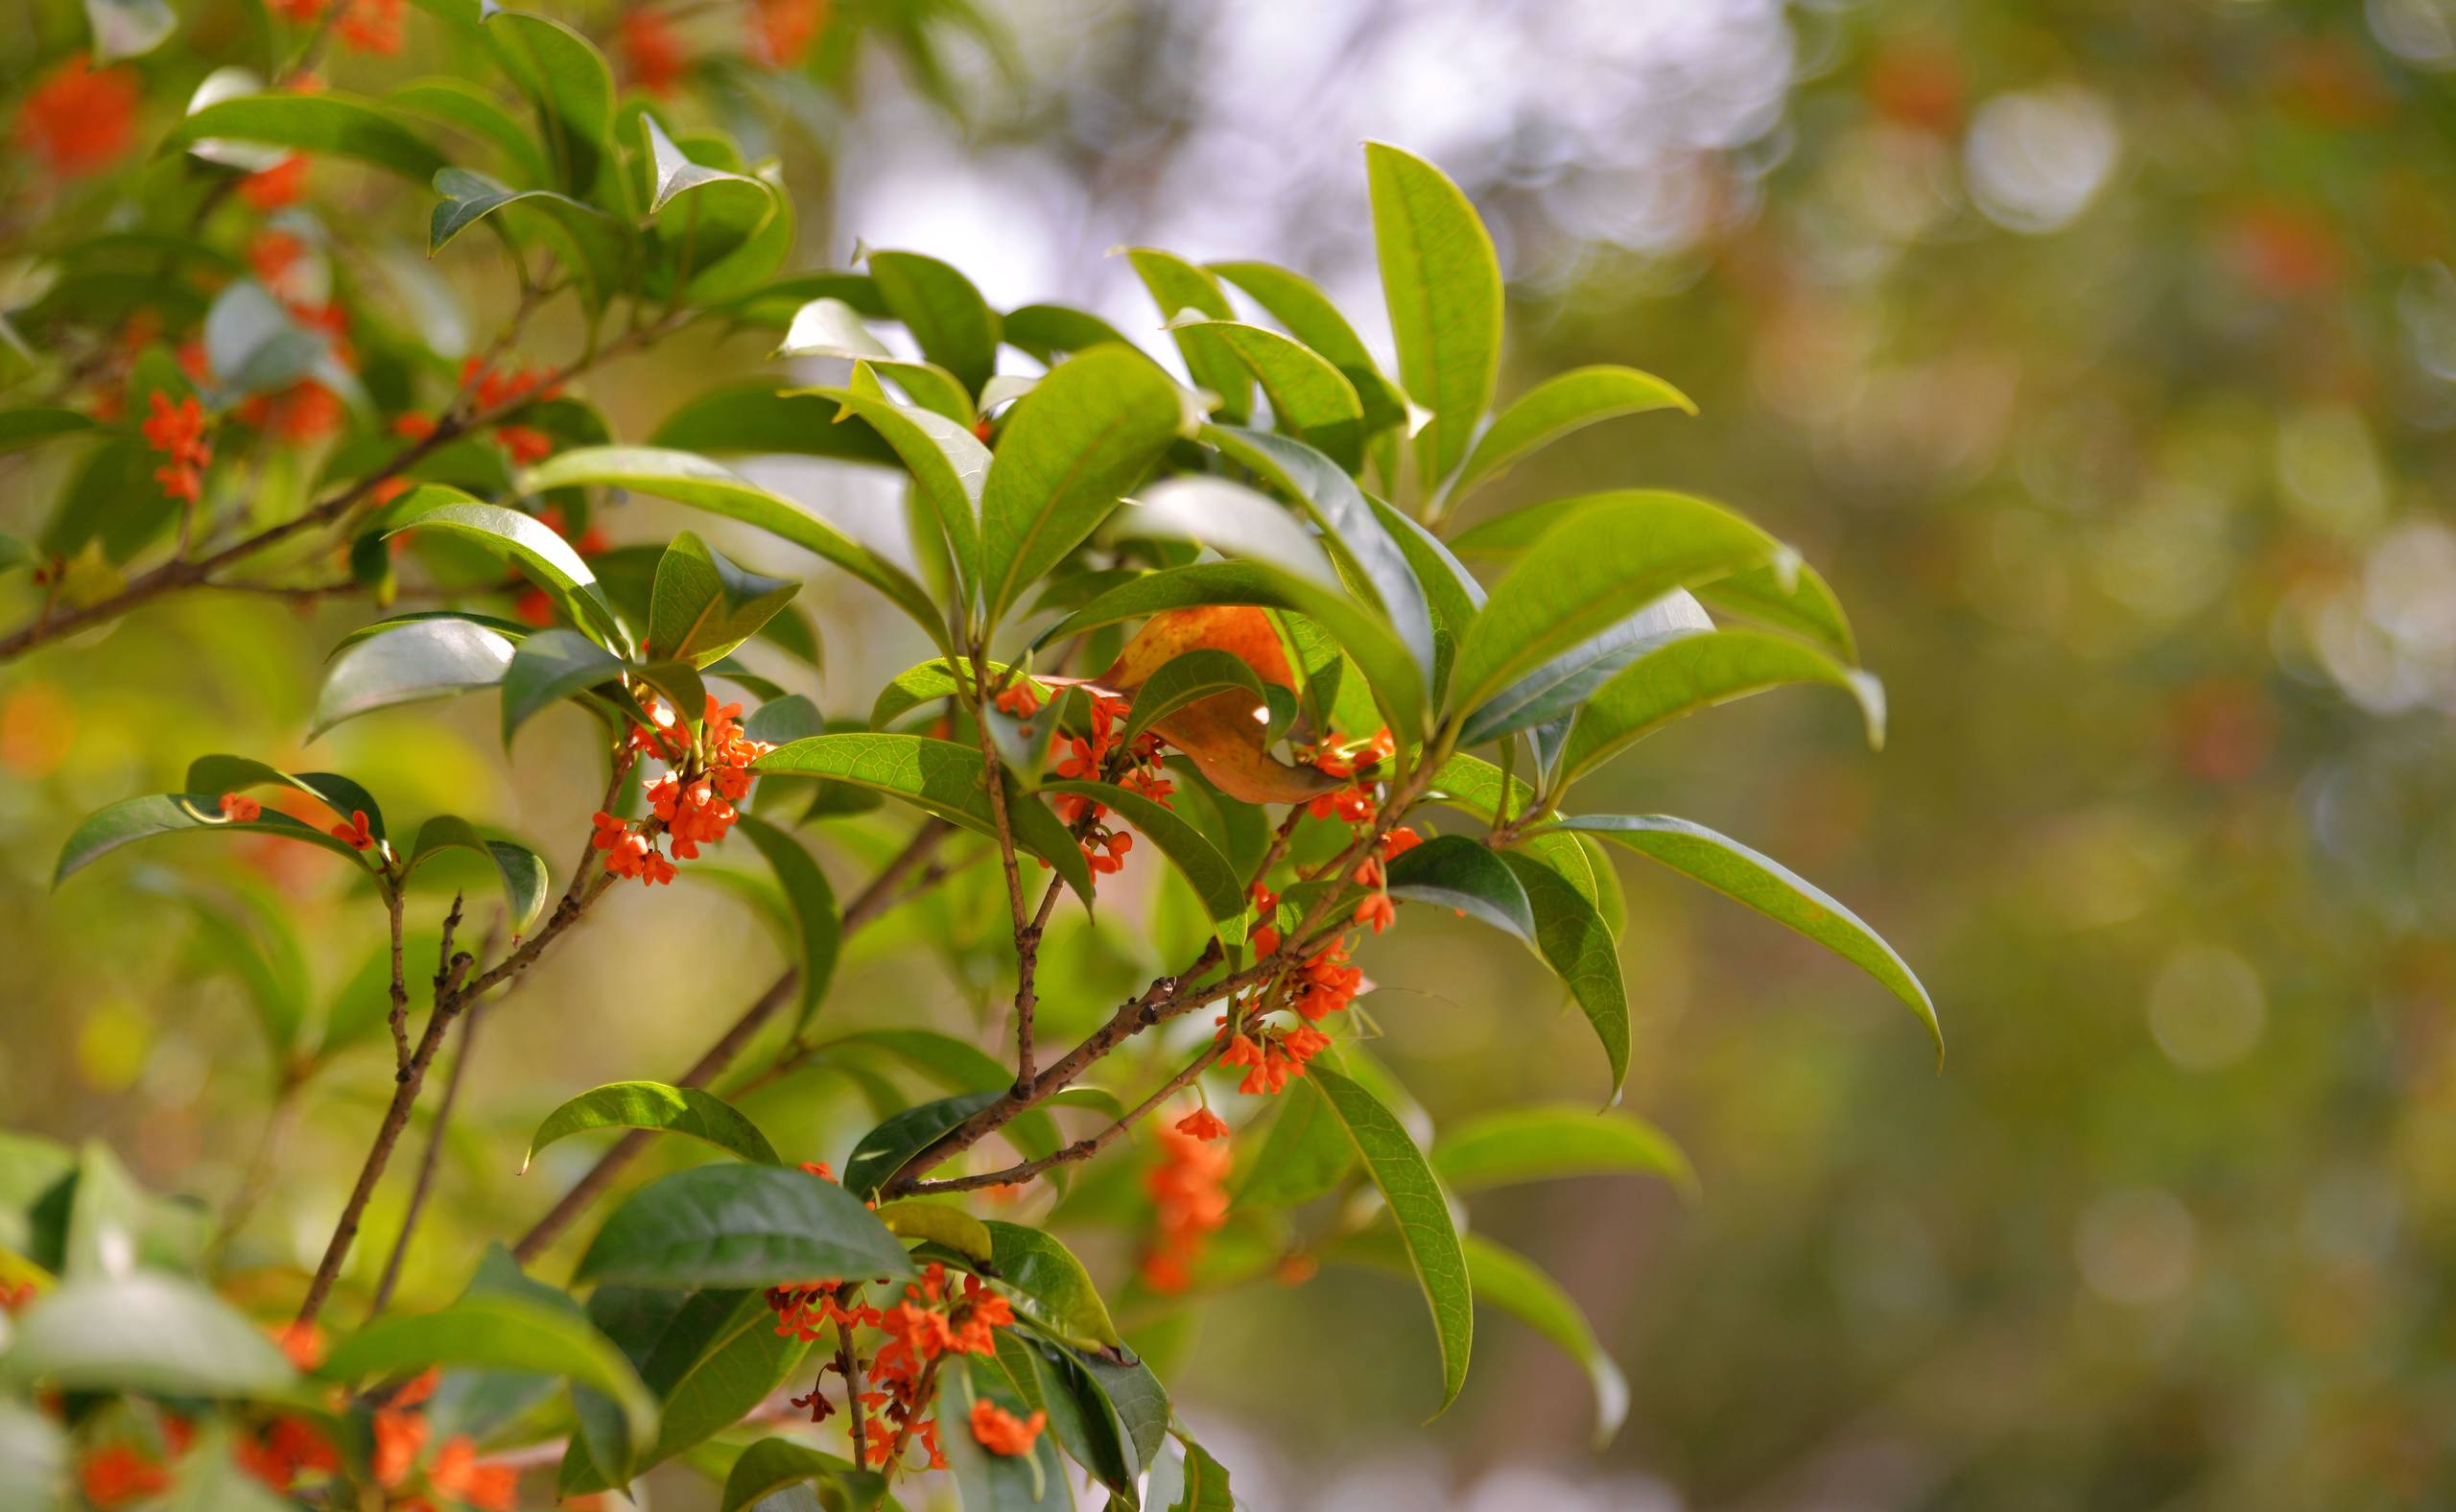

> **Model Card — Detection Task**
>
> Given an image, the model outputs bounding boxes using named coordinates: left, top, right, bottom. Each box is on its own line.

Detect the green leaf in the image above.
left=390, top=490, right=629, bottom=650
left=1459, top=592, right=1712, bottom=751
left=1125, top=248, right=1249, bottom=423
left=1559, top=628, right=1884, bottom=784
left=390, top=78, right=555, bottom=187
left=0, top=407, right=99, bottom=455
left=1450, top=365, right=1696, bottom=502
left=166, top=93, right=448, bottom=181
left=185, top=756, right=386, bottom=843
left=1036, top=562, right=1427, bottom=741
left=576, top=1164, right=915, bottom=1288
left=982, top=1219, right=1120, bottom=1350
left=868, top=250, right=1001, bottom=394
left=751, top=734, right=1096, bottom=906
left=314, top=618, right=518, bottom=737
left=528, top=1082, right=781, bottom=1169
left=1365, top=141, right=1502, bottom=486
left=0, top=1273, right=295, bottom=1398
left=840, top=1092, right=1000, bottom=1201
left=325, top=1293, right=658, bottom=1448
left=1552, top=815, right=1941, bottom=1058
left=650, top=386, right=899, bottom=465
left=979, top=345, right=1187, bottom=625
left=1164, top=1431, right=1234, bottom=1512
left=427, top=168, right=625, bottom=302
left=501, top=626, right=626, bottom=744
left=518, top=447, right=949, bottom=653
left=54, top=794, right=368, bottom=886
left=775, top=296, right=892, bottom=359
left=1207, top=260, right=1389, bottom=413
left=1493, top=851, right=1628, bottom=1099
left=722, top=1440, right=886, bottom=1512
left=1119, top=649, right=1267, bottom=744
left=1178, top=319, right=1363, bottom=469
left=0, top=1401, right=64, bottom=1512
left=650, top=531, right=800, bottom=666
left=568, top=1288, right=812, bottom=1488
left=1204, top=425, right=1438, bottom=687
left=404, top=815, right=552, bottom=933
left=637, top=116, right=782, bottom=301
left=1447, top=490, right=1783, bottom=718
left=64, top=1140, right=201, bottom=1282
left=941, top=1358, right=1074, bottom=1510
left=869, top=657, right=1014, bottom=728
left=85, top=0, right=174, bottom=60
left=1309, top=1059, right=1471, bottom=1412
left=485, top=9, right=622, bottom=208
left=802, top=366, right=986, bottom=595
left=1233, top=1077, right=1350, bottom=1210
left=996, top=1338, right=1133, bottom=1502
left=1694, top=559, right=1859, bottom=661
left=867, top=359, right=979, bottom=425
left=875, top=1201, right=997, bottom=1265
left=1002, top=301, right=1134, bottom=362
left=1431, top=1104, right=1694, bottom=1198
left=1040, top=779, right=1241, bottom=921
left=734, top=814, right=841, bottom=1032
left=1383, top=834, right=1533, bottom=941
left=1122, top=476, right=1339, bottom=588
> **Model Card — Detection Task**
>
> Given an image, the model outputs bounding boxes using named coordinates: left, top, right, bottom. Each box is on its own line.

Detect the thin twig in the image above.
left=968, top=653, right=1042, bottom=1092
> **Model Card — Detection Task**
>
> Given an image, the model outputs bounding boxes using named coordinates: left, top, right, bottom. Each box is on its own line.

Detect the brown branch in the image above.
left=901, top=1032, right=1236, bottom=1195
left=366, top=907, right=497, bottom=1315
left=837, top=1301, right=870, bottom=1470
left=968, top=653, right=1042, bottom=1092
left=508, top=820, right=953, bottom=1262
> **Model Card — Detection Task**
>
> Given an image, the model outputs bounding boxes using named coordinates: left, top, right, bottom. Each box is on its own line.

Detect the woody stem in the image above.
left=901, top=1030, right=1238, bottom=1195
left=968, top=650, right=1041, bottom=1094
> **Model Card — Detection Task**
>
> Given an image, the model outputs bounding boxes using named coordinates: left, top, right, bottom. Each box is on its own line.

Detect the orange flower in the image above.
left=427, top=1437, right=518, bottom=1511
left=339, top=0, right=405, bottom=54
left=1141, top=1122, right=1232, bottom=1291
left=968, top=1399, right=1046, bottom=1457
left=621, top=8, right=689, bottom=96
left=1354, top=890, right=1395, bottom=933
left=993, top=680, right=1043, bottom=718
left=371, top=1404, right=428, bottom=1486
left=80, top=1446, right=172, bottom=1509
left=241, top=154, right=309, bottom=210
left=330, top=809, right=374, bottom=851
left=750, top=0, right=827, bottom=66
left=0, top=1279, right=35, bottom=1313
left=16, top=56, right=138, bottom=177
left=219, top=791, right=263, bottom=822
left=141, top=391, right=212, bottom=505
left=1174, top=1106, right=1230, bottom=1141
left=491, top=424, right=555, bottom=465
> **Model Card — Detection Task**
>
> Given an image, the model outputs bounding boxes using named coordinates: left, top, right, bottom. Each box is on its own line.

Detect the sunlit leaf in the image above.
left=1558, top=628, right=1885, bottom=785
left=527, top=1082, right=781, bottom=1169
left=1449, top=365, right=1695, bottom=503
left=1365, top=141, right=1501, bottom=486
left=166, top=93, right=447, bottom=181
left=1493, top=851, right=1627, bottom=1098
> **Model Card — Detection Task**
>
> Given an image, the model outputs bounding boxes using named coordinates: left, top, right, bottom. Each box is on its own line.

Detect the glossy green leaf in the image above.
left=775, top=296, right=892, bottom=359
left=840, top=1092, right=1000, bottom=1200
left=942, top=1358, right=1074, bottom=1509
left=484, top=9, right=621, bottom=207
left=0, top=1273, right=295, bottom=1398
left=1123, top=474, right=1339, bottom=587
left=649, top=386, right=899, bottom=465
left=1180, top=319, right=1363, bottom=469
left=1383, top=834, right=1533, bottom=940
left=980, top=344, right=1187, bottom=624
left=1552, top=815, right=1941, bottom=1058
left=404, top=815, right=552, bottom=933
left=722, top=1440, right=886, bottom=1512
left=869, top=250, right=1001, bottom=393
left=1451, top=365, right=1696, bottom=501
left=528, top=1082, right=781, bottom=1169
left=166, top=93, right=447, bottom=181
left=1309, top=1060, right=1471, bottom=1412
left=1459, top=592, right=1711, bottom=751
left=1694, top=558, right=1859, bottom=661
left=752, top=734, right=1095, bottom=904
left=650, top=531, right=800, bottom=666
left=802, top=366, right=987, bottom=594
left=55, top=795, right=368, bottom=886
left=576, top=1164, right=915, bottom=1288
left=868, top=657, right=1017, bottom=728
left=1125, top=248, right=1247, bottom=421
left=1233, top=1076, right=1351, bottom=1210
left=868, top=359, right=978, bottom=425
left=428, top=166, right=618, bottom=263
left=518, top=447, right=949, bottom=652
left=326, top=1293, right=657, bottom=1447
left=1041, top=778, right=1241, bottom=920
left=567, top=1287, right=813, bottom=1488
left=1447, top=491, right=1783, bottom=718
left=1207, top=260, right=1390, bottom=416
left=1365, top=141, right=1502, bottom=485
left=390, top=78, right=554, bottom=187
left=1431, top=1104, right=1695, bottom=1198
left=500, top=626, right=625, bottom=744
left=983, top=1219, right=1120, bottom=1350
left=1559, top=628, right=1885, bottom=784
left=875, top=1201, right=997, bottom=1265
left=314, top=618, right=518, bottom=737
left=734, top=814, right=840, bottom=1032
left=1163, top=1431, right=1234, bottom=1512
left=1493, top=851, right=1628, bottom=1099
left=1002, top=301, right=1134, bottom=362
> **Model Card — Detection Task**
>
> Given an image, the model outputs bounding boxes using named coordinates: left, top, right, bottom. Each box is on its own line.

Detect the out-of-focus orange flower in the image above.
left=751, top=0, right=828, bottom=67
left=427, top=1437, right=518, bottom=1510
left=0, top=683, right=74, bottom=778
left=219, top=792, right=264, bottom=822
left=340, top=0, right=406, bottom=54
left=622, top=8, right=689, bottom=96
left=968, top=1398, right=1046, bottom=1456
left=142, top=392, right=213, bottom=505
left=16, top=56, right=139, bottom=177
left=241, top=155, right=310, bottom=210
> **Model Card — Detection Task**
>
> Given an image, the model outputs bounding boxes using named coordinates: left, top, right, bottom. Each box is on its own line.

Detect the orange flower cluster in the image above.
left=1302, top=727, right=1394, bottom=825
left=969, top=1398, right=1047, bottom=1456
left=622, top=8, right=689, bottom=96
left=241, top=155, right=310, bottom=211
left=1045, top=689, right=1175, bottom=883
left=752, top=0, right=829, bottom=66
left=1349, top=824, right=1420, bottom=934
left=15, top=56, right=137, bottom=177
left=768, top=1258, right=1021, bottom=1471
left=1140, top=1121, right=1232, bottom=1292
left=141, top=393, right=212, bottom=506
left=368, top=1370, right=517, bottom=1510
left=81, top=1421, right=188, bottom=1508
left=267, top=0, right=404, bottom=54
left=1218, top=1019, right=1331, bottom=1096
left=461, top=357, right=562, bottom=464
left=594, top=696, right=771, bottom=886
left=330, top=808, right=375, bottom=853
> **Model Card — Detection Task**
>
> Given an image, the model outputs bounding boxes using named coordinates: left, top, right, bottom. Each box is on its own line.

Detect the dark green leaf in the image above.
left=1039, top=779, right=1240, bottom=921
left=840, top=1092, right=1000, bottom=1200
left=869, top=250, right=1001, bottom=393
left=404, top=815, right=553, bottom=933
left=0, top=408, right=98, bottom=455
left=315, top=618, right=518, bottom=737
left=501, top=626, right=626, bottom=744
left=1120, top=650, right=1266, bottom=744
left=1459, top=592, right=1711, bottom=750
left=982, top=1219, right=1120, bottom=1351
left=1234, top=1077, right=1350, bottom=1210
left=1493, top=850, right=1629, bottom=1099
left=722, top=1440, right=885, bottom=1512
left=390, top=490, right=628, bottom=650
left=54, top=794, right=367, bottom=887
left=650, top=386, right=899, bottom=465
left=576, top=1164, right=915, bottom=1288
left=650, top=531, right=800, bottom=666
left=167, top=93, right=448, bottom=181
left=1383, top=834, right=1533, bottom=941
left=801, top=366, right=987, bottom=594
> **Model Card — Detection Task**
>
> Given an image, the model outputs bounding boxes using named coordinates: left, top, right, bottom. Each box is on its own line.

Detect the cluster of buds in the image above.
left=594, top=695, right=772, bottom=886
left=140, top=392, right=211, bottom=505
left=1029, top=684, right=1174, bottom=882
left=1140, top=1119, right=1233, bottom=1292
